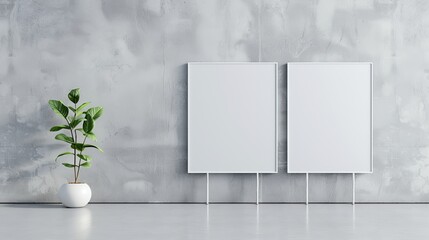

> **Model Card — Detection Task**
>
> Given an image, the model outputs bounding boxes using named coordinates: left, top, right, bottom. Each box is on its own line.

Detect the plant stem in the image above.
left=73, top=103, right=77, bottom=183
left=76, top=136, right=87, bottom=182
left=64, top=117, right=76, bottom=183
left=74, top=129, right=78, bottom=183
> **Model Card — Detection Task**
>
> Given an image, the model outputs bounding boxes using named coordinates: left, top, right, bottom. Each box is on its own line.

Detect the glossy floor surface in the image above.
left=0, top=204, right=428, bottom=240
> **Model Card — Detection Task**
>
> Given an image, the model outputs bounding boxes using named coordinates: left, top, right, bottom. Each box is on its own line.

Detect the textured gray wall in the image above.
left=0, top=0, right=427, bottom=202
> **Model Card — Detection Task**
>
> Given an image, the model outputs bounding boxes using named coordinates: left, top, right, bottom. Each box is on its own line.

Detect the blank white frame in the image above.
left=188, top=62, right=278, bottom=173
left=287, top=62, right=373, bottom=173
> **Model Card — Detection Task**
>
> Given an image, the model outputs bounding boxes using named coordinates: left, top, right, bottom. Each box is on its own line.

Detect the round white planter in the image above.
left=58, top=183, right=92, bottom=208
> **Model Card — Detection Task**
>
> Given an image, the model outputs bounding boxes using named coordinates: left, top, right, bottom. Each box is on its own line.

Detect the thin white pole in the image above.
left=306, top=173, right=309, bottom=205
left=352, top=173, right=355, bottom=205
left=256, top=173, right=260, bottom=205
left=206, top=173, right=210, bottom=205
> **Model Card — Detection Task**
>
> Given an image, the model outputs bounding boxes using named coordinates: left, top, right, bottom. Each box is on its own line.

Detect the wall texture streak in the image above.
left=0, top=0, right=428, bottom=202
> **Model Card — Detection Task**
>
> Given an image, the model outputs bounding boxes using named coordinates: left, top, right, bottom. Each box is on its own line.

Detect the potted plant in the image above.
left=48, top=88, right=103, bottom=207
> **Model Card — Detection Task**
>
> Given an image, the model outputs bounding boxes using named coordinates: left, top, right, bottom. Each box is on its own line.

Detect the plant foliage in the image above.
left=49, top=88, right=103, bottom=183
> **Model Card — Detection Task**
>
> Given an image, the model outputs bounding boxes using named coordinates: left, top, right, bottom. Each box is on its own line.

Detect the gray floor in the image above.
left=0, top=204, right=428, bottom=240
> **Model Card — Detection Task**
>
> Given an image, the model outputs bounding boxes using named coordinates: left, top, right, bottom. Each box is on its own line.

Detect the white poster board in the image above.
left=287, top=62, right=373, bottom=173
left=188, top=62, right=278, bottom=173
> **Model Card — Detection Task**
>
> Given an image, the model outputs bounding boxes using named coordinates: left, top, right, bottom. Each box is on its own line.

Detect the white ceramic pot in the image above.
left=58, top=183, right=92, bottom=208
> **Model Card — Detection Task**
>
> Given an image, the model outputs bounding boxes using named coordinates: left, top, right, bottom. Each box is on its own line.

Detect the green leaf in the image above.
left=55, top=152, right=73, bottom=162
left=68, top=106, right=76, bottom=112
left=80, top=162, right=91, bottom=168
left=78, top=128, right=97, bottom=141
left=69, top=117, right=84, bottom=129
left=83, top=114, right=94, bottom=134
left=84, top=132, right=97, bottom=141
left=85, top=144, right=103, bottom=152
left=50, top=125, right=70, bottom=132
left=48, top=100, right=69, bottom=119
left=62, top=163, right=76, bottom=168
left=77, top=154, right=92, bottom=161
left=55, top=133, right=74, bottom=144
left=76, top=102, right=91, bottom=116
left=71, top=143, right=84, bottom=151
left=86, top=107, right=103, bottom=120
left=71, top=143, right=103, bottom=152
left=68, top=88, right=80, bottom=104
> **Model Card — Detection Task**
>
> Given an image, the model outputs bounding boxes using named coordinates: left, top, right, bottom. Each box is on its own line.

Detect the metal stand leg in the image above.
left=306, top=173, right=309, bottom=205
left=206, top=173, right=210, bottom=205
left=352, top=173, right=355, bottom=205
left=256, top=173, right=259, bottom=205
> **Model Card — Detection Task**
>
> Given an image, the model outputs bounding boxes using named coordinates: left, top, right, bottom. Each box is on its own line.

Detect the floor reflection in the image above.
left=64, top=207, right=92, bottom=240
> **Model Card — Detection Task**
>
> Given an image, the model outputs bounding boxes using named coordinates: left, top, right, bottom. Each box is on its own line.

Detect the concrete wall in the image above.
left=0, top=0, right=428, bottom=202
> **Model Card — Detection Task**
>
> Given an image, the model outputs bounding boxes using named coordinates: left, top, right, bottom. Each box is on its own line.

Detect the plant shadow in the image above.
left=2, top=203, right=64, bottom=209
